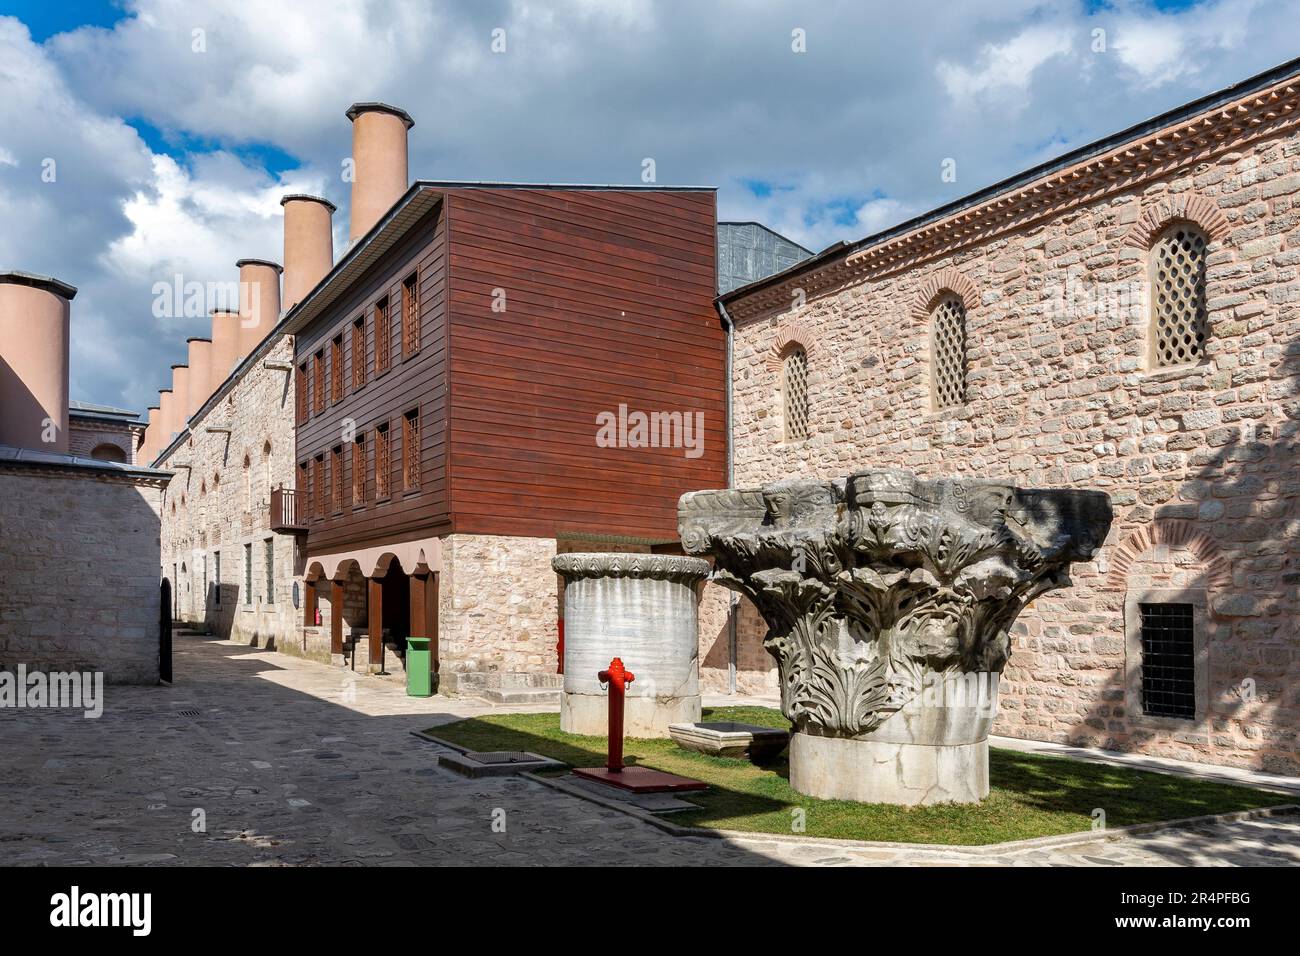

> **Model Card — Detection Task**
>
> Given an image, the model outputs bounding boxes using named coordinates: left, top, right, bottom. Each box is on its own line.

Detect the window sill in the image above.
left=1141, top=361, right=1211, bottom=383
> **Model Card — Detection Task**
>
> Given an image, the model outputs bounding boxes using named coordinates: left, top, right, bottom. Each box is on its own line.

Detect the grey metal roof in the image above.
left=69, top=400, right=139, bottom=418
left=0, top=443, right=166, bottom=479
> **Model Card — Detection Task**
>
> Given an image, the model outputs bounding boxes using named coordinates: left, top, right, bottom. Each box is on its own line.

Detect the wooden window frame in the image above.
left=312, top=350, right=325, bottom=414
left=402, top=272, right=420, bottom=358
left=375, top=422, right=391, bottom=500
left=351, top=434, right=366, bottom=507
left=330, top=445, right=344, bottom=514
left=330, top=333, right=344, bottom=404
left=351, top=317, right=366, bottom=391
left=374, top=296, right=391, bottom=376
left=403, top=407, right=421, bottom=492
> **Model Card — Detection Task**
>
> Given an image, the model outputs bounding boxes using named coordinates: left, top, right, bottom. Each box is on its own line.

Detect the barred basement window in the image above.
left=1139, top=602, right=1195, bottom=719
left=264, top=538, right=275, bottom=605
left=931, top=294, right=967, bottom=409
left=374, top=296, right=391, bottom=375
left=782, top=347, right=809, bottom=441
left=1150, top=223, right=1209, bottom=368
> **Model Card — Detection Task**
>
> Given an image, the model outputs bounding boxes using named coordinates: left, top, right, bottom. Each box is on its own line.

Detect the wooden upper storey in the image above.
left=292, top=184, right=724, bottom=554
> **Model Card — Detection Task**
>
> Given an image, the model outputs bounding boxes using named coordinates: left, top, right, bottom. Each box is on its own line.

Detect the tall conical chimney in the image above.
left=0, top=272, right=75, bottom=453
left=210, top=308, right=242, bottom=383
left=186, top=337, right=213, bottom=418
left=346, top=103, right=413, bottom=244
left=281, top=195, right=335, bottom=312
left=169, top=364, right=190, bottom=438
left=156, top=388, right=174, bottom=455
left=236, top=258, right=282, bottom=356
left=142, top=405, right=160, bottom=463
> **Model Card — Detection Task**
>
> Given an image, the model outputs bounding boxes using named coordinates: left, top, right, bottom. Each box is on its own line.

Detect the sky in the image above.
left=0, top=0, right=1296, bottom=414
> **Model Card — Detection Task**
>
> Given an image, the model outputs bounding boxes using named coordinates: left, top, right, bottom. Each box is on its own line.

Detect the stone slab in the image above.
left=668, top=721, right=790, bottom=761
left=437, top=750, right=566, bottom=778
left=572, top=766, right=708, bottom=793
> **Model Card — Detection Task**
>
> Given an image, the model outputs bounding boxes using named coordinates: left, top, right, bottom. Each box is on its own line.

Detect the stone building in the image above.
left=68, top=401, right=145, bottom=464
left=0, top=272, right=165, bottom=684
left=716, top=59, right=1300, bottom=774
left=147, top=102, right=803, bottom=701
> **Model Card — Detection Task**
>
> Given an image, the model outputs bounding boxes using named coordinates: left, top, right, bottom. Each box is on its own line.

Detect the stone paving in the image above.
left=2, top=633, right=1298, bottom=867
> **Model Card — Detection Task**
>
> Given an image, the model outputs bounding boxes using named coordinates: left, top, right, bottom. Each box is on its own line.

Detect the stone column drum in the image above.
left=552, top=553, right=711, bottom=738
left=679, top=470, right=1112, bottom=805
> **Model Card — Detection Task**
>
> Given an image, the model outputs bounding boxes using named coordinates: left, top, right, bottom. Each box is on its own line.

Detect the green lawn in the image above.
left=426, top=706, right=1288, bottom=845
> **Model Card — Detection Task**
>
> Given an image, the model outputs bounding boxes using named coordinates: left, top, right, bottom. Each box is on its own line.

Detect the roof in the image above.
left=0, top=270, right=77, bottom=300
left=720, top=53, right=1300, bottom=305
left=69, top=400, right=139, bottom=419
left=0, top=443, right=166, bottom=481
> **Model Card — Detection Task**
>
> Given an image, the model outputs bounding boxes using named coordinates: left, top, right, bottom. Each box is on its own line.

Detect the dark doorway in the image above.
left=159, top=578, right=173, bottom=684
left=380, top=563, right=410, bottom=667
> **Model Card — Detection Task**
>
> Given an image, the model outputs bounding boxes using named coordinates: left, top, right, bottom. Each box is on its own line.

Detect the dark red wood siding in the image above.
left=295, top=206, right=449, bottom=554
left=443, top=187, right=723, bottom=540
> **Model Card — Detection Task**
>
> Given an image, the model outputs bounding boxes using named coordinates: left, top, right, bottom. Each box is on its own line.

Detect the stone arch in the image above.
left=764, top=318, right=820, bottom=372
left=1105, top=519, right=1232, bottom=591
left=89, top=442, right=127, bottom=463
left=911, top=266, right=979, bottom=321
left=1125, top=194, right=1230, bottom=250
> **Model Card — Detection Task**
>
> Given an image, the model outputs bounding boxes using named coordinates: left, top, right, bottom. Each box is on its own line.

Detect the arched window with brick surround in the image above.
left=782, top=345, right=809, bottom=441
left=1149, top=221, right=1209, bottom=368
left=930, top=294, right=967, bottom=409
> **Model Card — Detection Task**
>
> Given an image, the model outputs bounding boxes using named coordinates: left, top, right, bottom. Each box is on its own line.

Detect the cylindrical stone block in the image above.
left=552, top=553, right=710, bottom=738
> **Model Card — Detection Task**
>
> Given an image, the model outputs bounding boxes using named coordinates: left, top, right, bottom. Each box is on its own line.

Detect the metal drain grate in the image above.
left=175, top=710, right=201, bottom=718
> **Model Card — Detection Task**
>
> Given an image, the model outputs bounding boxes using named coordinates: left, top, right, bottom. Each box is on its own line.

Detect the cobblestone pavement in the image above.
left=2, top=634, right=1298, bottom=867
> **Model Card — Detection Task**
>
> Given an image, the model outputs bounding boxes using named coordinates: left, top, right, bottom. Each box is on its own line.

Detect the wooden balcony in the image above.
left=270, top=487, right=307, bottom=534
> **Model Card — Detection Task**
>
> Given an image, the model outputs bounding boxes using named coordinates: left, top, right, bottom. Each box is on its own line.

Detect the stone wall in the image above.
left=158, top=336, right=303, bottom=655
left=728, top=126, right=1300, bottom=773
left=439, top=534, right=561, bottom=674
left=68, top=418, right=141, bottom=465
left=0, top=465, right=163, bottom=683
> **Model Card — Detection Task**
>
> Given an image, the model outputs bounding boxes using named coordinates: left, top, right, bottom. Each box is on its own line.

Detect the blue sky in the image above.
left=0, top=0, right=1295, bottom=412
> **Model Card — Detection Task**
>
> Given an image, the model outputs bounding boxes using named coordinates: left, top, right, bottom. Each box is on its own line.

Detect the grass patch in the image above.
left=426, top=706, right=1288, bottom=845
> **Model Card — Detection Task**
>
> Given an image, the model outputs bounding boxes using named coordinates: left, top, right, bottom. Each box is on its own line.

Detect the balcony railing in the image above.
left=270, top=487, right=307, bottom=534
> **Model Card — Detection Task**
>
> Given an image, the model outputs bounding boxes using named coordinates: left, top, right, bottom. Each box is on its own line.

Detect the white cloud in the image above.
left=1, top=0, right=1297, bottom=411
left=938, top=25, right=1074, bottom=104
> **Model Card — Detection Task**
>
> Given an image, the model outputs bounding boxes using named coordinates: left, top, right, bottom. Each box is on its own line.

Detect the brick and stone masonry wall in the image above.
left=729, top=128, right=1300, bottom=773
left=0, top=466, right=162, bottom=683
left=158, top=336, right=303, bottom=655
left=68, top=419, right=141, bottom=465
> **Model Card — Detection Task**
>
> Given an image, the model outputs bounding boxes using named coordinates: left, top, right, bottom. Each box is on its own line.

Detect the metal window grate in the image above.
left=330, top=446, right=343, bottom=513
left=1139, top=602, right=1196, bottom=719
left=403, top=409, right=421, bottom=490
left=330, top=334, right=343, bottom=403
left=352, top=436, right=366, bottom=505
left=375, top=424, right=390, bottom=498
left=1151, top=224, right=1208, bottom=367
left=782, top=347, right=809, bottom=441
left=932, top=295, right=967, bottom=409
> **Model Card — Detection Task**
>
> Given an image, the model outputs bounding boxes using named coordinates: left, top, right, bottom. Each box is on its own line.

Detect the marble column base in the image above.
left=561, top=692, right=701, bottom=739
left=789, top=732, right=989, bottom=805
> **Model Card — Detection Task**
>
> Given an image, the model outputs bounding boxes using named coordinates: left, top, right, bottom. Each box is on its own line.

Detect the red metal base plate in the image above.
left=572, top=766, right=708, bottom=793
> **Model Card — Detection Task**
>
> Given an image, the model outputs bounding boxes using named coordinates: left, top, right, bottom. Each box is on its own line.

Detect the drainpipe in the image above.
left=717, top=298, right=739, bottom=697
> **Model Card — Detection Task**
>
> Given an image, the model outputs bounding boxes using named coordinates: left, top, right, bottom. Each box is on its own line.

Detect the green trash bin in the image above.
left=406, top=637, right=432, bottom=697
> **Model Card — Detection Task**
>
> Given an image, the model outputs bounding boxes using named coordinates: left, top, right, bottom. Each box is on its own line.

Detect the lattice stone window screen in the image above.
left=931, top=295, right=967, bottom=409
left=782, top=347, right=809, bottom=441
left=1151, top=223, right=1209, bottom=367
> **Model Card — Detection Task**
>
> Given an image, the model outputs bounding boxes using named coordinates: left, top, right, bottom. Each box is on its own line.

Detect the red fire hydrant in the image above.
left=599, top=657, right=635, bottom=772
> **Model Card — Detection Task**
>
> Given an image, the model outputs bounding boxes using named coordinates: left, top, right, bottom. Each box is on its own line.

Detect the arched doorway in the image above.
left=159, top=578, right=172, bottom=684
